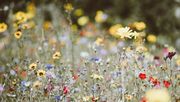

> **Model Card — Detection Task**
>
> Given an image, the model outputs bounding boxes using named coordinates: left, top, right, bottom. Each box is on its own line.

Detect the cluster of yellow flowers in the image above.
left=90, top=73, right=103, bottom=80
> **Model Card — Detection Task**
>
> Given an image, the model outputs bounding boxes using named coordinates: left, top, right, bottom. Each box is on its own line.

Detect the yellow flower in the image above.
left=130, top=31, right=140, bottom=39
left=74, top=9, right=83, bottom=17
left=90, top=74, right=103, bottom=80
left=29, top=63, right=37, bottom=70
left=109, top=24, right=122, bottom=37
left=0, top=23, right=7, bottom=33
left=95, top=37, right=104, bottom=46
left=176, top=59, right=180, bottom=66
left=26, top=2, right=36, bottom=19
left=125, top=94, right=133, bottom=101
left=43, top=21, right=52, bottom=30
left=145, top=88, right=171, bottom=102
left=64, top=3, right=73, bottom=12
left=116, top=27, right=132, bottom=39
left=147, top=34, right=157, bottom=43
left=12, top=79, right=17, bottom=85
left=71, top=24, right=78, bottom=32
left=132, top=21, right=146, bottom=31
left=15, top=11, right=27, bottom=23
left=77, top=16, right=89, bottom=26
left=37, top=70, right=46, bottom=77
left=136, top=45, right=148, bottom=53
left=95, top=10, right=108, bottom=23
left=52, top=51, right=61, bottom=60
left=33, top=81, right=42, bottom=89
left=14, top=31, right=22, bottom=39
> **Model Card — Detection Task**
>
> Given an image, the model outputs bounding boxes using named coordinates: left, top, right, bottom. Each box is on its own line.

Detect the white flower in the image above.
left=116, top=27, right=132, bottom=39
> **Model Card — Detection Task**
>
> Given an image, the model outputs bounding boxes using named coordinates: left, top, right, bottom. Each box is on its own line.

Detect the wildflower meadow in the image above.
left=0, top=1, right=180, bottom=102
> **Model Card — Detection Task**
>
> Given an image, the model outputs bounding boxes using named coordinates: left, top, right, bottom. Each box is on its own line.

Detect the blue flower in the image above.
left=55, top=95, right=62, bottom=101
left=45, top=64, right=53, bottom=70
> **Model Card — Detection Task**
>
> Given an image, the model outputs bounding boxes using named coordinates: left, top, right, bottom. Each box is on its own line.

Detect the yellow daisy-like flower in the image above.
left=132, top=21, right=146, bottom=31
left=147, top=34, right=157, bottom=43
left=145, top=88, right=171, bottom=102
left=116, top=27, right=132, bottom=39
left=64, top=3, right=73, bottom=12
left=26, top=2, right=36, bottom=19
left=95, top=10, right=108, bottom=23
left=29, top=63, right=37, bottom=70
left=37, top=69, right=46, bottom=77
left=12, top=79, right=17, bottom=85
left=15, top=11, right=27, bottom=23
left=136, top=45, right=148, bottom=53
left=109, top=24, right=122, bottom=37
left=52, top=51, right=61, bottom=60
left=33, top=81, right=42, bottom=89
left=74, top=9, right=83, bottom=17
left=77, top=16, right=89, bottom=26
left=90, top=74, right=103, bottom=80
left=14, top=31, right=22, bottom=39
left=0, top=23, right=7, bottom=33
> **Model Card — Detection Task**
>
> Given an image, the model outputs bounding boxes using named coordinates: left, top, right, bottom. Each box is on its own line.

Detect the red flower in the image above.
left=73, top=74, right=78, bottom=80
left=63, top=86, right=69, bottom=94
left=165, top=52, right=176, bottom=60
left=163, top=80, right=171, bottom=88
left=140, top=97, right=147, bottom=102
left=139, top=73, right=146, bottom=80
left=149, top=76, right=160, bottom=86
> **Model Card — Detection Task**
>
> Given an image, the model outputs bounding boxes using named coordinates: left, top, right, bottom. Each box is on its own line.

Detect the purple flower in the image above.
left=55, top=95, right=62, bottom=101
left=164, top=52, right=176, bottom=60
left=0, top=84, right=4, bottom=92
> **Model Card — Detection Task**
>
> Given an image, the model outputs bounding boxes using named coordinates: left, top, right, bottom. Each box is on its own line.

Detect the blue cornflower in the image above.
left=45, top=64, right=53, bottom=70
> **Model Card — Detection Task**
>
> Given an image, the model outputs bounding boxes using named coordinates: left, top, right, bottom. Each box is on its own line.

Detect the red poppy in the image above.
left=163, top=80, right=171, bottom=88
left=139, top=73, right=146, bottom=80
left=63, top=86, right=69, bottom=94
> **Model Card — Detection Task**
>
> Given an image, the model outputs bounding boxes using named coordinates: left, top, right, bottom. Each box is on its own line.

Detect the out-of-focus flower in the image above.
left=55, top=96, right=62, bottom=101
left=109, top=24, right=122, bottom=37
left=83, top=96, right=91, bottom=101
left=29, top=63, right=37, bottom=70
left=136, top=45, right=148, bottom=53
left=45, top=64, right=53, bottom=70
left=14, top=31, right=22, bottom=39
left=95, top=37, right=104, bottom=46
left=91, top=74, right=103, bottom=80
left=0, top=84, right=4, bottom=92
left=139, top=73, right=146, bottom=80
left=116, top=27, right=132, bottom=39
left=37, top=69, right=46, bottom=77
left=71, top=24, right=78, bottom=32
left=145, top=88, right=171, bottom=102
left=176, top=59, right=180, bottom=66
left=63, top=86, right=69, bottom=94
left=77, top=16, right=89, bottom=26
left=95, top=10, right=108, bottom=23
left=26, top=2, right=36, bottom=19
left=130, top=21, right=146, bottom=31
left=33, top=81, right=42, bottom=89
left=147, top=34, right=157, bottom=43
left=165, top=51, right=176, bottom=60
left=12, top=79, right=17, bottom=85
left=0, top=23, right=7, bottom=33
left=149, top=76, right=160, bottom=86
left=43, top=21, right=52, bottom=30
left=92, top=96, right=99, bottom=102
left=163, top=80, right=171, bottom=88
left=74, top=9, right=83, bottom=17
left=64, top=3, right=73, bottom=12
left=15, top=11, right=27, bottom=23
left=52, top=51, right=61, bottom=60
left=125, top=94, right=133, bottom=101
